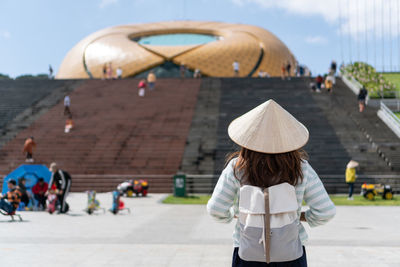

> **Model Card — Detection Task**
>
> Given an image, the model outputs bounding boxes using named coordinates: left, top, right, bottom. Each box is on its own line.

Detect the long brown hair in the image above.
left=227, top=147, right=308, bottom=188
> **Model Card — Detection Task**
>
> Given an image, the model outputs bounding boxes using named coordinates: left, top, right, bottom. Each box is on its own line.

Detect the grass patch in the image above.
left=162, top=194, right=400, bottom=206
left=329, top=195, right=400, bottom=206
left=381, top=73, right=400, bottom=95
left=162, top=195, right=211, bottom=204
left=395, top=112, right=400, bottom=120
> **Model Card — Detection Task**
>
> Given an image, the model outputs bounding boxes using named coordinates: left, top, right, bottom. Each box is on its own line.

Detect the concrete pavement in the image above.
left=0, top=193, right=399, bottom=267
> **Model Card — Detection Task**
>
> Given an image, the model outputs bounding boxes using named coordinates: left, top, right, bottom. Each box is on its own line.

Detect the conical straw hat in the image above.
left=347, top=160, right=359, bottom=169
left=228, top=99, right=309, bottom=154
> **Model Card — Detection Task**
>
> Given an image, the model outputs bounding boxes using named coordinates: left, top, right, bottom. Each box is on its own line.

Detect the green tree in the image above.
left=16, top=73, right=49, bottom=80
left=0, top=73, right=11, bottom=79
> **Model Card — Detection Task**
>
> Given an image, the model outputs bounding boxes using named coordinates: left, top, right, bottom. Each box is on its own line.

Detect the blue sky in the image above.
left=1, top=0, right=399, bottom=77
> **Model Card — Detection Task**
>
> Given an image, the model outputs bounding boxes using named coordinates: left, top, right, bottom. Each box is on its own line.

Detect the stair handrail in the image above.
left=381, top=102, right=400, bottom=124
left=378, top=101, right=400, bottom=138
left=341, top=71, right=362, bottom=95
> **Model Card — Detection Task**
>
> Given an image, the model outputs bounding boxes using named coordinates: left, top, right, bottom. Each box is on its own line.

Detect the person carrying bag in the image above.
left=207, top=99, right=336, bottom=266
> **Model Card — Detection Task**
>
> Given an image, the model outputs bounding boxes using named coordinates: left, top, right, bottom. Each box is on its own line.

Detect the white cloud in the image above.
left=1, top=30, right=11, bottom=40
left=305, top=35, right=328, bottom=44
left=99, top=0, right=118, bottom=9
left=231, top=0, right=400, bottom=39
left=232, top=0, right=338, bottom=21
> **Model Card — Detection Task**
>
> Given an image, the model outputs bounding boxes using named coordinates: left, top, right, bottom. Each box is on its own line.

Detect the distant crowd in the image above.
left=309, top=60, right=368, bottom=112
left=0, top=163, right=71, bottom=215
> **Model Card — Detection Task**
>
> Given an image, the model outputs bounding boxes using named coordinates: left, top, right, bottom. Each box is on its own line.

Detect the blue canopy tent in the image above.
left=2, top=165, right=51, bottom=195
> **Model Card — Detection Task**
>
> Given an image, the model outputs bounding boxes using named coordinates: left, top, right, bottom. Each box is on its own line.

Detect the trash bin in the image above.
left=173, top=174, right=186, bottom=197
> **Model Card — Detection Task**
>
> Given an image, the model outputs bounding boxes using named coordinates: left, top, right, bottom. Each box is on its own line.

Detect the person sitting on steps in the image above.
left=32, top=178, right=48, bottom=210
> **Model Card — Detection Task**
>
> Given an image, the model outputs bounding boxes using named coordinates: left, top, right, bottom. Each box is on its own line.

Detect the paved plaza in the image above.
left=0, top=193, right=399, bottom=267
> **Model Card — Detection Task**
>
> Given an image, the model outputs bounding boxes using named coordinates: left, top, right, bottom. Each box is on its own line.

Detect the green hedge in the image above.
left=341, top=62, right=397, bottom=98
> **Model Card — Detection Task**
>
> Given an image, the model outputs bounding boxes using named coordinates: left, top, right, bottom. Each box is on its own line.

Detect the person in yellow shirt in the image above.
left=345, top=160, right=359, bottom=200
left=325, top=76, right=333, bottom=93
left=147, top=71, right=156, bottom=90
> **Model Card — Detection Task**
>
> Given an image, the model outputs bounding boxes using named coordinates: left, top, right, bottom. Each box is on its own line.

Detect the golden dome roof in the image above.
left=56, top=21, right=296, bottom=79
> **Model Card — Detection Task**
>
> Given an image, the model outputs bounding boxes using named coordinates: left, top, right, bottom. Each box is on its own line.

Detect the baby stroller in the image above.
left=0, top=201, right=22, bottom=221
left=117, top=180, right=134, bottom=197
left=84, top=191, right=105, bottom=215
left=46, top=186, right=69, bottom=214
left=361, top=183, right=394, bottom=200
left=109, top=190, right=130, bottom=215
left=117, top=179, right=149, bottom=197
left=133, top=179, right=149, bottom=197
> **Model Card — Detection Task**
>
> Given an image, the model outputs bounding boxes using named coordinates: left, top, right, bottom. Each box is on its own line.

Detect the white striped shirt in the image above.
left=207, top=158, right=336, bottom=247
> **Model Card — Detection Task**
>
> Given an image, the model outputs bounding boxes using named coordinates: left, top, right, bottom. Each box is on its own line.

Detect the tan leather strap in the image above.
left=263, top=188, right=271, bottom=263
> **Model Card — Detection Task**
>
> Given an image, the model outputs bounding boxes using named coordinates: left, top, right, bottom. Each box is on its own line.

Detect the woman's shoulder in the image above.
left=300, top=160, right=311, bottom=172
left=221, top=157, right=240, bottom=184
left=222, top=157, right=238, bottom=174
left=227, top=157, right=238, bottom=167
left=300, top=160, right=320, bottom=182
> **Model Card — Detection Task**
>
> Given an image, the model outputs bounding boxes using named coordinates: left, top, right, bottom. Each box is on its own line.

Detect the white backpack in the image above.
left=238, top=182, right=303, bottom=263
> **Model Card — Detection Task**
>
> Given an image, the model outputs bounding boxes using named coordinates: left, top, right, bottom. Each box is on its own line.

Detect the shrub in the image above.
left=15, top=73, right=49, bottom=80
left=341, top=62, right=397, bottom=98
left=0, top=73, right=11, bottom=80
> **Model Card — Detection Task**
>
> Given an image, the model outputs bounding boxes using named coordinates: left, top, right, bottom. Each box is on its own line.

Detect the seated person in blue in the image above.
left=18, top=177, right=30, bottom=208
left=0, top=180, right=22, bottom=214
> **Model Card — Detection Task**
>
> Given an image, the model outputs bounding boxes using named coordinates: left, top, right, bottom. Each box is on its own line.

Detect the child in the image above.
left=138, top=79, right=147, bottom=97
left=46, top=184, right=58, bottom=214
left=65, top=115, right=74, bottom=133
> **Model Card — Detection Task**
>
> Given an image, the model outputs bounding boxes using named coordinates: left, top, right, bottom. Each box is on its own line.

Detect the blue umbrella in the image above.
left=2, top=165, right=51, bottom=195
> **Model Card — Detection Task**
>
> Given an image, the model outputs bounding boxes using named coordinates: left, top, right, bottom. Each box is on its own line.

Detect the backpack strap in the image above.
left=263, top=188, right=271, bottom=263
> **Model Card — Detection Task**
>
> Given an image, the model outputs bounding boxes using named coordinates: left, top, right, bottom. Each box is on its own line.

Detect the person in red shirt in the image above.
left=315, top=75, right=323, bottom=92
left=281, top=63, right=286, bottom=80
left=32, top=178, right=48, bottom=210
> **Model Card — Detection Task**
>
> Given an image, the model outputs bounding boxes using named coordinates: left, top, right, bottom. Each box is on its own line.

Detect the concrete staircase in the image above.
left=310, top=78, right=400, bottom=173
left=334, top=79, right=400, bottom=171
left=182, top=77, right=400, bottom=194
left=0, top=79, right=201, bottom=192
left=1, top=77, right=399, bottom=194
left=0, top=80, right=81, bottom=142
left=0, top=80, right=76, bottom=128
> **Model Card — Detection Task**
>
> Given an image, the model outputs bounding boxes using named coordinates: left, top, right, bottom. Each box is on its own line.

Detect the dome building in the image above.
left=56, top=21, right=296, bottom=79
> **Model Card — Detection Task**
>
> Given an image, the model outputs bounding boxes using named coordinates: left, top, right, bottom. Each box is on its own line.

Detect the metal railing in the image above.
left=377, top=102, right=400, bottom=138
left=184, top=173, right=400, bottom=194
left=186, top=174, right=217, bottom=194
left=341, top=73, right=362, bottom=95
left=380, top=102, right=400, bottom=124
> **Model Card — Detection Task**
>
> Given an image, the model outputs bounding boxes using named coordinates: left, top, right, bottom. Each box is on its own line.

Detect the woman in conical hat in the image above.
left=345, top=160, right=359, bottom=200
left=346, top=160, right=359, bottom=169
left=207, top=99, right=336, bottom=267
